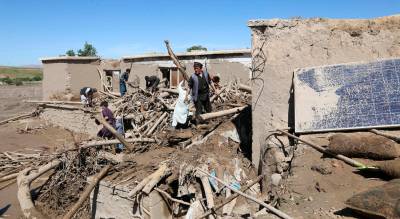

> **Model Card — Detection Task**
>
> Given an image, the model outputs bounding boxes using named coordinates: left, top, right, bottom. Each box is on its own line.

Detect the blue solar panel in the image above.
left=294, top=58, right=400, bottom=133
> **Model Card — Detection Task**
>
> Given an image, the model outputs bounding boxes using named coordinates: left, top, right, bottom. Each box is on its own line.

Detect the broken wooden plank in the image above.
left=146, top=112, right=168, bottom=136
left=99, top=90, right=118, bottom=99
left=159, top=88, right=179, bottom=94
left=199, top=106, right=246, bottom=121
left=17, top=159, right=61, bottom=219
left=196, top=165, right=214, bottom=209
left=210, top=86, right=227, bottom=103
left=238, top=84, right=251, bottom=93
left=62, top=165, right=111, bottom=219
left=128, top=163, right=169, bottom=197
left=196, top=168, right=293, bottom=219
left=142, top=163, right=171, bottom=194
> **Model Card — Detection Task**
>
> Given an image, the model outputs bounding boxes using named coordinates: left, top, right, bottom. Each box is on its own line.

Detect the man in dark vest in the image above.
left=188, top=62, right=215, bottom=123
left=119, top=68, right=130, bottom=96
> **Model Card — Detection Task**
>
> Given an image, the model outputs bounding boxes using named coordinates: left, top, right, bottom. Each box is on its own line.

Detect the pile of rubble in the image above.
left=0, top=77, right=279, bottom=219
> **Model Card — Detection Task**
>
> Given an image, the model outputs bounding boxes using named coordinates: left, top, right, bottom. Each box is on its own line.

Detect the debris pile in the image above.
left=0, top=77, right=268, bottom=219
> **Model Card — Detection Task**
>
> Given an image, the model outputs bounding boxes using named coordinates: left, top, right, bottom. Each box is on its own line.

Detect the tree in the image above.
left=187, top=45, right=207, bottom=52
left=77, top=42, right=97, bottom=56
left=66, top=49, right=76, bottom=56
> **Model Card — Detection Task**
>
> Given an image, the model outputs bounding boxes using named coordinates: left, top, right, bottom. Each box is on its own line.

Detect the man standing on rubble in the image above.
left=145, top=75, right=160, bottom=93
left=80, top=87, right=97, bottom=107
left=120, top=68, right=130, bottom=96
left=188, top=62, right=215, bottom=123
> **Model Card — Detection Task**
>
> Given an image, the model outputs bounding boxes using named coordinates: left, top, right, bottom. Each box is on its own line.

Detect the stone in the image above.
left=271, top=173, right=282, bottom=186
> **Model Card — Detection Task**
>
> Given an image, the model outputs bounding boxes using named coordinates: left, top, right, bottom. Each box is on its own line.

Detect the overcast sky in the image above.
left=0, top=0, right=399, bottom=66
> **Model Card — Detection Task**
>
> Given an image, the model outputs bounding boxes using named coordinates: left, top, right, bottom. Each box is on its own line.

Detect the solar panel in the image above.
left=294, top=58, right=400, bottom=133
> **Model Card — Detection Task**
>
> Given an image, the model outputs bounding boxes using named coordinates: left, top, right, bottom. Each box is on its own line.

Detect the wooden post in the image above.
left=196, top=165, right=214, bottom=209
left=277, top=129, right=366, bottom=168
left=17, top=160, right=61, bottom=219
left=159, top=88, right=179, bottom=94
left=210, top=86, right=227, bottom=103
left=370, top=129, right=400, bottom=142
left=128, top=163, right=170, bottom=197
left=62, top=165, right=111, bottom=219
left=142, top=163, right=171, bottom=194
left=95, top=115, right=135, bottom=151
left=199, top=106, right=246, bottom=121
left=146, top=112, right=168, bottom=136
left=238, top=84, right=252, bottom=93
left=164, top=40, right=189, bottom=81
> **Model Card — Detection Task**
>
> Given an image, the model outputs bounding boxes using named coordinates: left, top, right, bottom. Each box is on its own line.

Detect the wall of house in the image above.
left=42, top=63, right=69, bottom=100
left=69, top=62, right=102, bottom=95
left=121, top=63, right=160, bottom=88
left=122, top=57, right=251, bottom=88
left=249, top=15, right=400, bottom=167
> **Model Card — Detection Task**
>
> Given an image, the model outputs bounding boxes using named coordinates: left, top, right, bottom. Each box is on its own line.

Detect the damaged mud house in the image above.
left=1, top=14, right=400, bottom=219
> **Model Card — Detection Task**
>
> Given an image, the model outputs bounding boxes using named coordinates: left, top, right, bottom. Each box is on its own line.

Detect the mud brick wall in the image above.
left=248, top=15, right=400, bottom=167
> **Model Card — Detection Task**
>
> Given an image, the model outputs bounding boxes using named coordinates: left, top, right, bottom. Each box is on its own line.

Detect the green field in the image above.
left=0, top=66, right=43, bottom=85
left=0, top=67, right=42, bottom=78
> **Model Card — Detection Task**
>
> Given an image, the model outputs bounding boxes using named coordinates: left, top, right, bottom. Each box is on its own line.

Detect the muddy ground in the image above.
left=0, top=84, right=42, bottom=121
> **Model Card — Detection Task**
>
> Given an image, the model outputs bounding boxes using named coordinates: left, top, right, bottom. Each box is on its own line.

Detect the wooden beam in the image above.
left=278, top=130, right=366, bottom=168
left=238, top=84, right=252, bottom=93
left=196, top=165, right=214, bottom=209
left=142, top=164, right=171, bottom=194
left=95, top=115, right=135, bottom=151
left=370, top=129, right=400, bottom=142
left=24, top=100, right=82, bottom=105
left=159, top=88, right=179, bottom=94
left=210, top=86, right=227, bottom=103
left=17, top=160, right=61, bottom=219
left=199, top=106, right=246, bottom=121
left=62, top=165, right=111, bottom=219
left=164, top=40, right=189, bottom=81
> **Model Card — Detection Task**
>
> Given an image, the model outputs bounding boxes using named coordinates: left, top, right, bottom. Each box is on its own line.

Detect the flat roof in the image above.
left=40, top=56, right=100, bottom=62
left=122, top=49, right=251, bottom=61
left=247, top=14, right=400, bottom=27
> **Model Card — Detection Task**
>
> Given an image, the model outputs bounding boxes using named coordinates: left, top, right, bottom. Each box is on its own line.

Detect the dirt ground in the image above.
left=276, top=135, right=387, bottom=219
left=0, top=84, right=89, bottom=218
left=0, top=84, right=42, bottom=121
